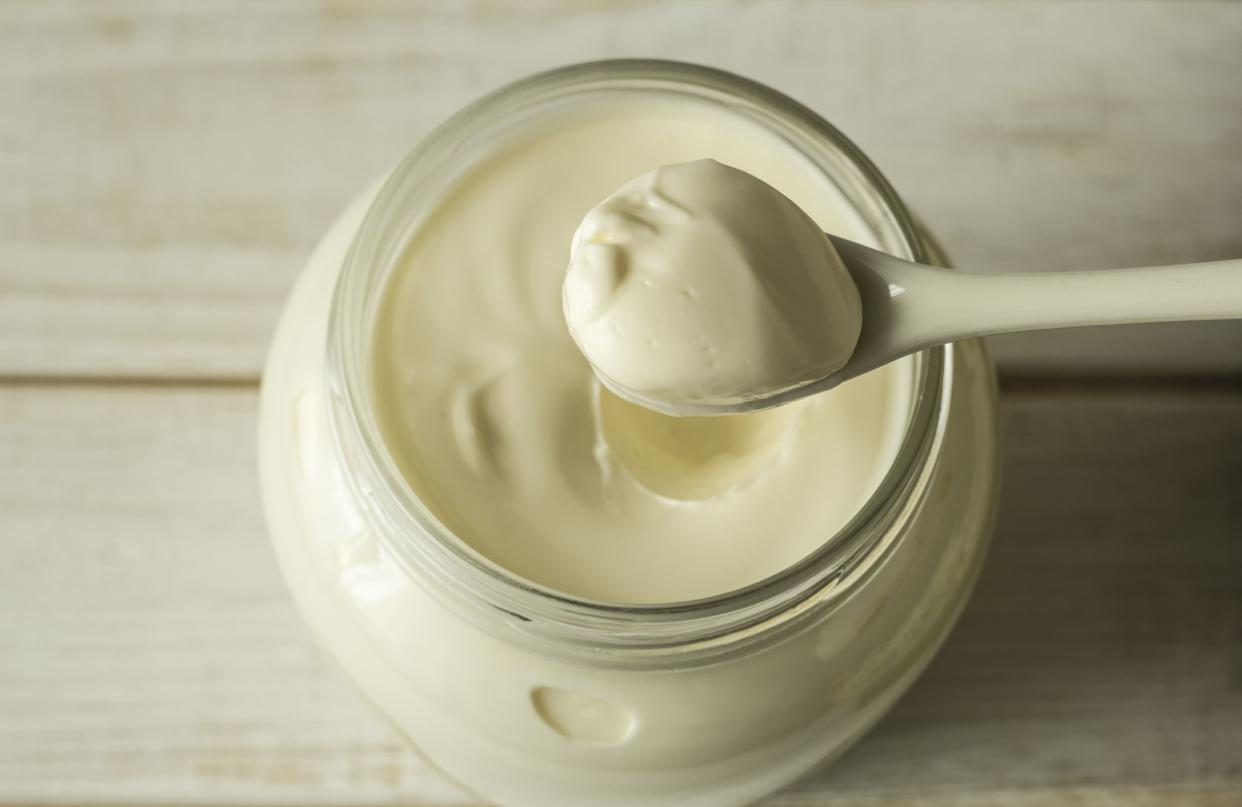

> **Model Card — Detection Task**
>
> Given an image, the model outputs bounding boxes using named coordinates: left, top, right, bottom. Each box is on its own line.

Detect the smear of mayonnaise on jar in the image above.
left=563, top=159, right=862, bottom=409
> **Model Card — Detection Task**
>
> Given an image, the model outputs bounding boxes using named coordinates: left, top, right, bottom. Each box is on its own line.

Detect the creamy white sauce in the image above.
left=564, top=159, right=862, bottom=408
left=372, top=94, right=912, bottom=604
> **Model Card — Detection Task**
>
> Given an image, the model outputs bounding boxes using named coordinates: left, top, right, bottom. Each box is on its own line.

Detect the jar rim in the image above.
left=326, top=59, right=951, bottom=665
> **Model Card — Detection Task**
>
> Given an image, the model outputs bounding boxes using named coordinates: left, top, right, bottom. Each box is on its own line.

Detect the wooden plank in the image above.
left=787, top=388, right=1242, bottom=803
left=0, top=245, right=297, bottom=381
left=0, top=383, right=1239, bottom=804
left=0, top=383, right=472, bottom=804
left=2, top=1, right=1241, bottom=380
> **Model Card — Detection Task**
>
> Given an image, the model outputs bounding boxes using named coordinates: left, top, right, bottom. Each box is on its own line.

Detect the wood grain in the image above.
left=2, top=1, right=1241, bottom=380
left=0, top=384, right=469, bottom=804
left=3, top=2, right=1240, bottom=804
left=1, top=383, right=1238, bottom=804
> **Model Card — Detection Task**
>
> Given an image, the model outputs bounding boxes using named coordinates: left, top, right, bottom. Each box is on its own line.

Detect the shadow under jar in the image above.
left=258, top=61, right=999, bottom=807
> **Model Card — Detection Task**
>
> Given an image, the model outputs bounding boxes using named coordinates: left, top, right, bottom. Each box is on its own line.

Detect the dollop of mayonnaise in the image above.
left=563, top=159, right=862, bottom=408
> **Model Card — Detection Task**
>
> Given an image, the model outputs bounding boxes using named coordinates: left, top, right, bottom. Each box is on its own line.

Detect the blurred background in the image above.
left=2, top=2, right=1239, bottom=806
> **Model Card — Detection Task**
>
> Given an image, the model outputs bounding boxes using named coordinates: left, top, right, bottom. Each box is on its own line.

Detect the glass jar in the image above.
left=258, top=61, right=999, bottom=807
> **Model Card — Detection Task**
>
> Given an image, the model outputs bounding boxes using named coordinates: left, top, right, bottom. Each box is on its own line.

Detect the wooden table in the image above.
left=3, top=3, right=1240, bottom=805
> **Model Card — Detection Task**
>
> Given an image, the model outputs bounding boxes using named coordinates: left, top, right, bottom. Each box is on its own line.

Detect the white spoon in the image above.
left=599, top=240, right=1242, bottom=416
left=673, top=237, right=1242, bottom=415
left=566, top=160, right=1242, bottom=417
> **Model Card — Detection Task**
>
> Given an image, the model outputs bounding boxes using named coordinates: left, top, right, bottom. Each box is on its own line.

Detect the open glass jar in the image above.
left=258, top=61, right=999, bottom=807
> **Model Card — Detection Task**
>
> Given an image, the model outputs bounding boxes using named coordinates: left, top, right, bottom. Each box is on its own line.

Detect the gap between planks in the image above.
left=3, top=371, right=1242, bottom=397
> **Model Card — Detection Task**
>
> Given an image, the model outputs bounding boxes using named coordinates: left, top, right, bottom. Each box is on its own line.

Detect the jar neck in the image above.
left=323, top=60, right=949, bottom=669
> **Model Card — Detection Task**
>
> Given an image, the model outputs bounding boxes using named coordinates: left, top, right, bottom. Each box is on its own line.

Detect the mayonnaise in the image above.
left=564, top=159, right=862, bottom=408
left=371, top=95, right=912, bottom=604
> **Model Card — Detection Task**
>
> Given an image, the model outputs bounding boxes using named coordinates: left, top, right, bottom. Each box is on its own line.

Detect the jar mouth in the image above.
left=327, top=60, right=949, bottom=663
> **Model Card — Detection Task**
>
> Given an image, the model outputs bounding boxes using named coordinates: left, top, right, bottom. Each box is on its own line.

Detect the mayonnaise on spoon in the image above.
left=562, top=159, right=862, bottom=410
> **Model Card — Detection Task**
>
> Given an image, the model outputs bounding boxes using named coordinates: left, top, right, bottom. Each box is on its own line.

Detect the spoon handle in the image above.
left=829, top=235, right=1242, bottom=372
left=921, top=259, right=1242, bottom=339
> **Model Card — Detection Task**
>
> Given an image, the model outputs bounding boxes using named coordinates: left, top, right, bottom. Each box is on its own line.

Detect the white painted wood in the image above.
left=0, top=384, right=472, bottom=804
left=3, top=1, right=1241, bottom=803
left=2, top=1, right=1240, bottom=380
left=1, top=384, right=1239, bottom=804
left=0, top=244, right=297, bottom=380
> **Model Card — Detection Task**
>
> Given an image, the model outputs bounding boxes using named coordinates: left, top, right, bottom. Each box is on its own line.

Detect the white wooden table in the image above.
left=3, top=3, right=1240, bottom=805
